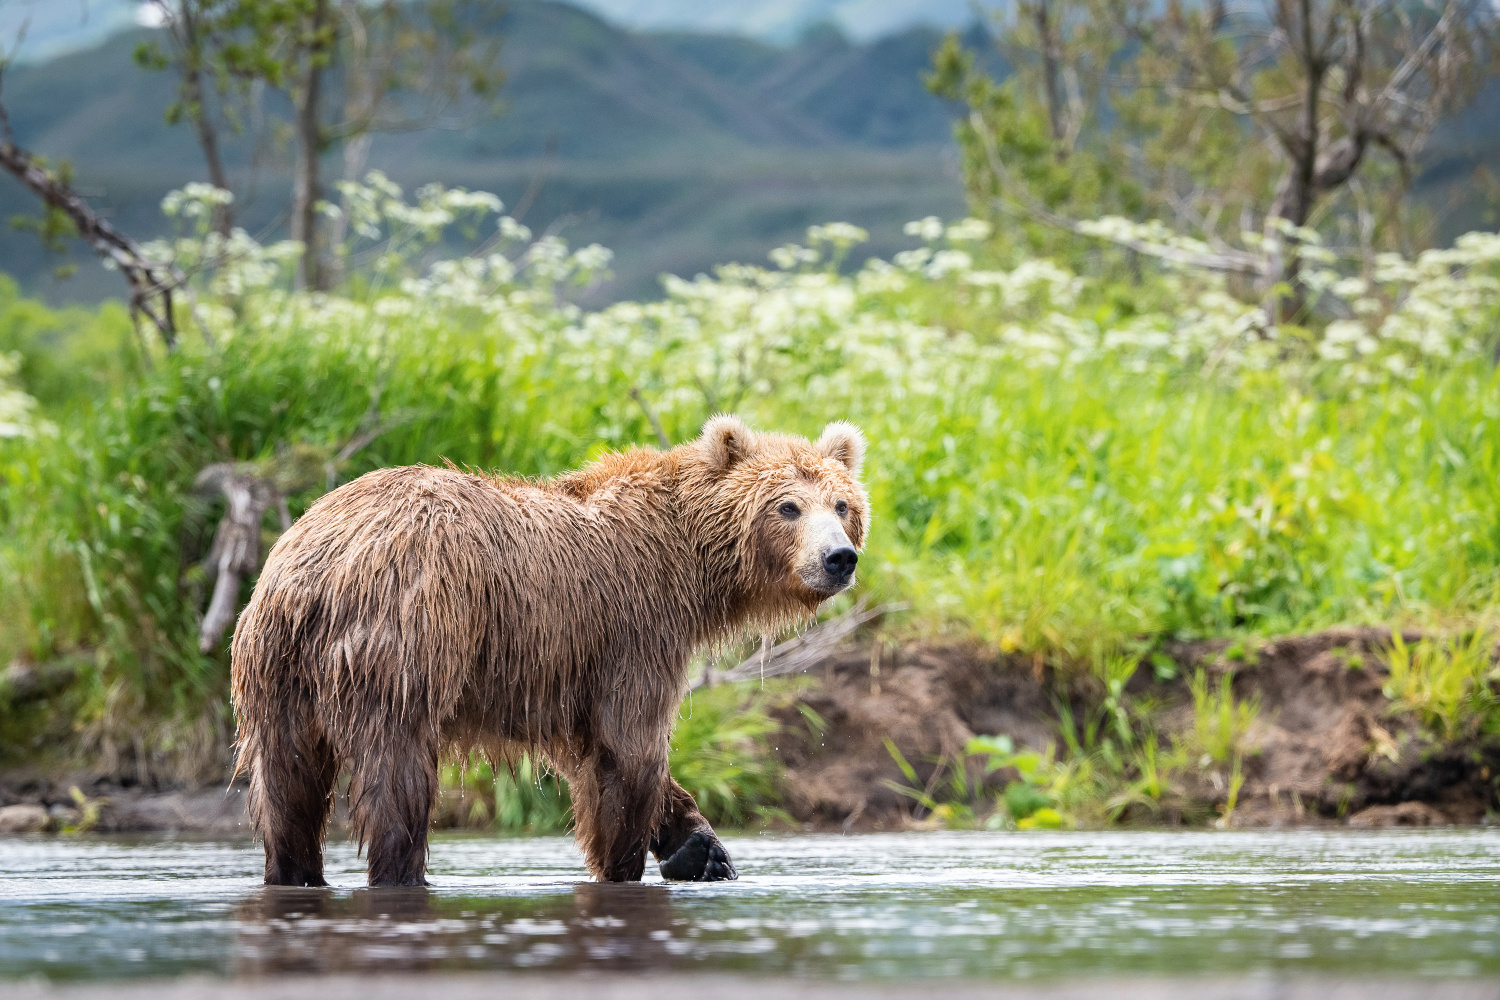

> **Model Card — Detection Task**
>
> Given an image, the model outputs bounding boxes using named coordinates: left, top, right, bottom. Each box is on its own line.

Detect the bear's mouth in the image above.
left=796, top=567, right=857, bottom=600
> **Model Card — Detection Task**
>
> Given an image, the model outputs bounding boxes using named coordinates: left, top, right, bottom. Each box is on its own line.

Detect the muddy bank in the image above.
left=0, top=775, right=251, bottom=835
left=774, top=628, right=1500, bottom=829
left=2, top=627, right=1496, bottom=834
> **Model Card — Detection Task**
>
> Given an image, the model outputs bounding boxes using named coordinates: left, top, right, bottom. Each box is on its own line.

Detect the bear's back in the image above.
left=246, top=461, right=689, bottom=680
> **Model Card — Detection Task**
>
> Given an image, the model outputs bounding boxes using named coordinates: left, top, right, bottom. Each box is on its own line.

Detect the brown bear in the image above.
left=230, top=416, right=868, bottom=887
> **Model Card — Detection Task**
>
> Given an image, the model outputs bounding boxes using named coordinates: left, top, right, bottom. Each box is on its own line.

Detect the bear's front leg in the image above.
left=650, top=778, right=737, bottom=882
left=571, top=746, right=669, bottom=882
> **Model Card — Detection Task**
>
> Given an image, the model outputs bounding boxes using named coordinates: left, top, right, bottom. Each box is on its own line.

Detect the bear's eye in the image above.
left=835, top=500, right=849, bottom=517
left=777, top=501, right=801, bottom=519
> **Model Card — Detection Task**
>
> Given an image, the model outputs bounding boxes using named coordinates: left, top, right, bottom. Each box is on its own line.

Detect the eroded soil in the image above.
left=773, top=628, right=1500, bottom=829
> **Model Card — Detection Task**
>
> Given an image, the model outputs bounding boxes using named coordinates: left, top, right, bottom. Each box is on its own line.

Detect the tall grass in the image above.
left=1383, top=630, right=1500, bottom=741
left=437, top=683, right=781, bottom=832
left=438, top=753, right=573, bottom=833
left=1188, top=670, right=1261, bottom=765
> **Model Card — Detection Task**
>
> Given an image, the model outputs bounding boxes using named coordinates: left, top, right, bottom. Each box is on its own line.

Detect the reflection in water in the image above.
left=2, top=830, right=1500, bottom=982
left=570, top=883, right=678, bottom=969
left=233, top=882, right=679, bottom=976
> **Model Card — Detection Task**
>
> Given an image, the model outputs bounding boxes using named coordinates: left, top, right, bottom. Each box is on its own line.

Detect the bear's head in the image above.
left=684, top=415, right=869, bottom=621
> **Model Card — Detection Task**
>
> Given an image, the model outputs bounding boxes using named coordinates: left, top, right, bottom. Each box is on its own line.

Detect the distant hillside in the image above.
left=0, top=0, right=1490, bottom=308
left=0, top=0, right=996, bottom=62
left=573, top=0, right=992, bottom=42
left=0, top=0, right=982, bottom=305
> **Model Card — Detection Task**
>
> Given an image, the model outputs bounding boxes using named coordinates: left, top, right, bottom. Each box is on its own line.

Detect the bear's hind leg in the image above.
left=348, top=737, right=438, bottom=887
left=570, top=746, right=667, bottom=882
left=250, top=727, right=338, bottom=887
left=651, top=778, right=737, bottom=882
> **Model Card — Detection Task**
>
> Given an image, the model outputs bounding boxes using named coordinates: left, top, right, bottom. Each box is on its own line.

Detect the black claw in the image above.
left=706, top=843, right=737, bottom=881
left=659, top=830, right=737, bottom=882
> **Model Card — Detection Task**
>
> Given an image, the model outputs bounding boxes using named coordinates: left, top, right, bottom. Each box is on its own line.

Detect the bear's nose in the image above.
left=822, top=546, right=858, bottom=580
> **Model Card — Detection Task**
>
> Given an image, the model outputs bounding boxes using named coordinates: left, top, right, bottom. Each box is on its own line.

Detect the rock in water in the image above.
left=0, top=803, right=52, bottom=833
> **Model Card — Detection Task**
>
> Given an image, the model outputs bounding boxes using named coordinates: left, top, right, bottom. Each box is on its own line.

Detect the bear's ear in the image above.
left=816, top=421, right=865, bottom=475
left=700, top=415, right=756, bottom=474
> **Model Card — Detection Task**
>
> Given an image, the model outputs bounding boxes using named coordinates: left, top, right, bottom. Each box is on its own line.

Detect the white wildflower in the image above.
left=925, top=250, right=973, bottom=278
left=903, top=216, right=944, bottom=242
left=498, top=216, right=533, bottom=244
left=945, top=218, right=992, bottom=242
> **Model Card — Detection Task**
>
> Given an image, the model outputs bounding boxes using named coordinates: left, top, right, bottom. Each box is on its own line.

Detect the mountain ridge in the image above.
left=0, top=1, right=975, bottom=304
left=0, top=0, right=996, bottom=64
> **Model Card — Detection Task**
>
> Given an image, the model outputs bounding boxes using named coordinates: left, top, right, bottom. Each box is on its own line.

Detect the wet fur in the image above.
left=231, top=417, right=867, bottom=885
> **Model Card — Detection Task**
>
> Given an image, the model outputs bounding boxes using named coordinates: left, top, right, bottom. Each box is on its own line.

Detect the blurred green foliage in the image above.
left=437, top=684, right=781, bottom=832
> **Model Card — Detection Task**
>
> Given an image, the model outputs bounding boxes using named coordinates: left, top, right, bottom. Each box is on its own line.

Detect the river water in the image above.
left=1, top=829, right=1497, bottom=984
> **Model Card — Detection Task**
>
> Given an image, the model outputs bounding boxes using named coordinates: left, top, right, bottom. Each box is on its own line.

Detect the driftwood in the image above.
left=194, top=446, right=327, bottom=652
left=690, top=598, right=907, bottom=691
left=195, top=465, right=281, bottom=653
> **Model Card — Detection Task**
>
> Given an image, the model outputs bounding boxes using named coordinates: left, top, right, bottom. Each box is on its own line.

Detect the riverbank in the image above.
left=4, top=223, right=1499, bottom=805
left=2, top=626, right=1495, bottom=835
left=773, top=627, right=1500, bottom=830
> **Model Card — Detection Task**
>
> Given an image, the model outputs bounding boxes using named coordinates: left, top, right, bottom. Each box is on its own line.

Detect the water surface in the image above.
left=1, top=829, right=1497, bottom=982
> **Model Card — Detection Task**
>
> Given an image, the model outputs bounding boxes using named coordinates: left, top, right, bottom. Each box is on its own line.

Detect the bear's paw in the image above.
left=658, top=830, right=738, bottom=882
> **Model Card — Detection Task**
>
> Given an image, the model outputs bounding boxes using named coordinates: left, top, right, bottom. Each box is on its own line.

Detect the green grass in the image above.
left=437, top=683, right=781, bottom=833
left=439, top=753, right=573, bottom=833
left=1383, top=629, right=1500, bottom=741
left=884, top=662, right=1269, bottom=830
left=1188, top=669, right=1261, bottom=765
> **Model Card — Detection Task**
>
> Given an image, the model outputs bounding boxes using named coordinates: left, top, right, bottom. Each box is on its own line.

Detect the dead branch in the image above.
left=195, top=463, right=282, bottom=652
left=0, top=74, right=185, bottom=349
left=629, top=386, right=671, bottom=449
left=690, top=599, right=909, bottom=691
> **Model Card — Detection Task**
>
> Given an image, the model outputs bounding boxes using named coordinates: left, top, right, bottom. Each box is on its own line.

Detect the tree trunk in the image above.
left=291, top=0, right=332, bottom=292
left=181, top=4, right=233, bottom=237
left=1265, top=178, right=1312, bottom=324
left=325, top=131, right=372, bottom=287
left=1032, top=0, right=1068, bottom=158
left=1263, top=21, right=1326, bottom=324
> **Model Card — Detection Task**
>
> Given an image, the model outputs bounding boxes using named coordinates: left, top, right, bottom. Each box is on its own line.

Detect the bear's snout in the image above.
left=821, top=546, right=858, bottom=581
left=795, top=510, right=860, bottom=596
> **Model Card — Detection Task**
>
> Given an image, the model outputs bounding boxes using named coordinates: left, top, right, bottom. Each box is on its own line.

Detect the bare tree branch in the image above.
left=970, top=111, right=1268, bottom=275
left=0, top=76, right=184, bottom=349
left=690, top=599, right=908, bottom=691
left=629, top=386, right=671, bottom=449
